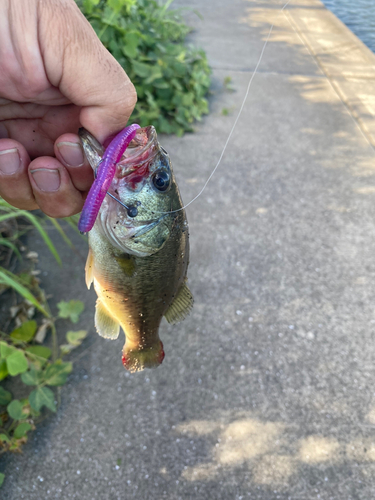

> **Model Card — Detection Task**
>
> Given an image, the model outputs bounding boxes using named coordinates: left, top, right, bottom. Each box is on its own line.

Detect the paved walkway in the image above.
left=2, top=1, right=375, bottom=498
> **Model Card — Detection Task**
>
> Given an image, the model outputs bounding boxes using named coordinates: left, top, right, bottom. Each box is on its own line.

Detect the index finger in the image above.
left=38, top=0, right=137, bottom=143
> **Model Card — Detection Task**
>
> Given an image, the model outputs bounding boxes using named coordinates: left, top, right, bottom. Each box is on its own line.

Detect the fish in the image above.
left=79, top=126, right=193, bottom=373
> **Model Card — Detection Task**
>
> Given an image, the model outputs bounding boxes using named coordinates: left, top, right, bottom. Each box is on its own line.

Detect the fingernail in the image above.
left=0, top=148, right=20, bottom=174
left=57, top=142, right=84, bottom=167
left=30, top=168, right=61, bottom=192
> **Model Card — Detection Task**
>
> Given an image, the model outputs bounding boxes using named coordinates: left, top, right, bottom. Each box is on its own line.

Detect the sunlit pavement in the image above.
left=2, top=1, right=375, bottom=498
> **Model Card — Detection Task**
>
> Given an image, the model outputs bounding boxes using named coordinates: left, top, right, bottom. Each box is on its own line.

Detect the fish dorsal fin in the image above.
left=164, top=281, right=194, bottom=325
left=85, top=248, right=94, bottom=289
left=95, top=299, right=120, bottom=340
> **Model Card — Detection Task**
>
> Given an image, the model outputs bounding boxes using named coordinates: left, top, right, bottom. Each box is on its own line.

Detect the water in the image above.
left=321, top=0, right=375, bottom=53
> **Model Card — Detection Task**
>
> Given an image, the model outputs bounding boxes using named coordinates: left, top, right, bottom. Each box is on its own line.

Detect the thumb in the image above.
left=38, top=0, right=137, bottom=143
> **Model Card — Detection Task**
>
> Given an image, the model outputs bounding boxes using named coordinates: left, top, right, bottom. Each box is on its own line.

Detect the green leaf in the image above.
left=10, top=320, right=37, bottom=342
left=6, top=351, right=28, bottom=376
left=7, top=400, right=28, bottom=420
left=108, top=0, right=135, bottom=14
left=0, top=238, right=21, bottom=259
left=0, top=473, right=4, bottom=488
left=0, top=434, right=10, bottom=444
left=145, top=66, right=163, bottom=85
left=25, top=345, right=51, bottom=360
left=0, top=211, right=61, bottom=265
left=57, top=300, right=84, bottom=323
left=0, top=213, right=21, bottom=224
left=21, top=368, right=43, bottom=386
left=29, top=387, right=56, bottom=412
left=132, top=60, right=152, bottom=78
left=47, top=217, right=74, bottom=249
left=153, top=80, right=169, bottom=89
left=0, top=359, right=8, bottom=381
left=83, top=0, right=100, bottom=14
left=107, top=0, right=123, bottom=13
left=0, top=269, right=49, bottom=317
left=59, top=344, right=74, bottom=356
left=66, top=330, right=88, bottom=346
left=122, top=32, right=140, bottom=59
left=0, top=387, right=12, bottom=406
left=0, top=341, right=16, bottom=359
left=43, top=361, right=72, bottom=386
left=19, top=212, right=62, bottom=266
left=13, top=423, right=32, bottom=439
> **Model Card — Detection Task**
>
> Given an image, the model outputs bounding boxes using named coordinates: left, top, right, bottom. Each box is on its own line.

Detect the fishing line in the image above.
left=145, top=0, right=292, bottom=216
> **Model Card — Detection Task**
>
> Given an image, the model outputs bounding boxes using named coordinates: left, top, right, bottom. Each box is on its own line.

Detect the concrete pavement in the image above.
left=2, top=0, right=375, bottom=498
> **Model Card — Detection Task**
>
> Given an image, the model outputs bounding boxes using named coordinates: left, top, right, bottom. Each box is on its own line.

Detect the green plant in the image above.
left=0, top=305, right=87, bottom=455
left=77, top=0, right=211, bottom=136
left=0, top=200, right=87, bottom=487
left=0, top=199, right=63, bottom=266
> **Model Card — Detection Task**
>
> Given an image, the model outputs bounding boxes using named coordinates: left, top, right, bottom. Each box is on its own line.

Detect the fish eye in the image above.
left=152, top=170, right=170, bottom=192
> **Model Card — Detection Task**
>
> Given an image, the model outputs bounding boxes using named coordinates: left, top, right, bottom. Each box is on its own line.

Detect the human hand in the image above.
left=0, top=0, right=137, bottom=217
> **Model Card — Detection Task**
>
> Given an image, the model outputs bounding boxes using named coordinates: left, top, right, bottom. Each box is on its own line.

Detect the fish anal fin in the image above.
left=85, top=248, right=95, bottom=289
left=95, top=299, right=120, bottom=340
left=164, top=281, right=194, bottom=325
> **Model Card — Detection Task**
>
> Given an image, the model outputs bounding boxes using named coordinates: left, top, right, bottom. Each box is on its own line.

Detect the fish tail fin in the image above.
left=95, top=299, right=120, bottom=340
left=122, top=341, right=165, bottom=373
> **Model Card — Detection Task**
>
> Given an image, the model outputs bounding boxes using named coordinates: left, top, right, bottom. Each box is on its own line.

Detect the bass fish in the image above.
left=79, top=126, right=193, bottom=373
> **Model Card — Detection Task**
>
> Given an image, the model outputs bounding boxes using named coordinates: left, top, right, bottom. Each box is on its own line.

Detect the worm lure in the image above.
left=78, top=124, right=141, bottom=233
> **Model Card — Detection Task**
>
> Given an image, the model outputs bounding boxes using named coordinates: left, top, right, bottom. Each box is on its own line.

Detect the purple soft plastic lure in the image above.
left=78, top=124, right=141, bottom=233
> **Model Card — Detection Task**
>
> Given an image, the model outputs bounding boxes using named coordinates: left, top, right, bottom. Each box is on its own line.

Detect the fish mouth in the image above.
left=79, top=126, right=159, bottom=180
left=116, top=126, right=158, bottom=180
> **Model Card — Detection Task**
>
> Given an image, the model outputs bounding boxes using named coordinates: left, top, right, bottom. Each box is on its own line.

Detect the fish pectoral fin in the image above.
left=85, top=248, right=94, bottom=289
left=164, top=281, right=194, bottom=325
left=95, top=299, right=120, bottom=340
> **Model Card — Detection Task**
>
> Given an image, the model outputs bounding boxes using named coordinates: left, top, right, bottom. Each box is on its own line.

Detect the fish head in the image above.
left=80, top=126, right=185, bottom=257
